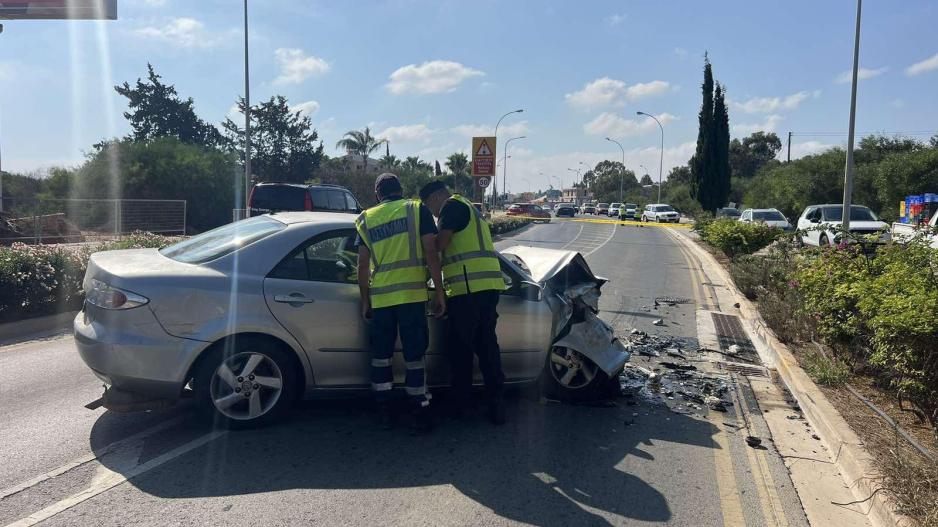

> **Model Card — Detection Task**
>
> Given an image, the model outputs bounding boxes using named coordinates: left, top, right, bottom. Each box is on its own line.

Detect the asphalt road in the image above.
left=0, top=216, right=811, bottom=526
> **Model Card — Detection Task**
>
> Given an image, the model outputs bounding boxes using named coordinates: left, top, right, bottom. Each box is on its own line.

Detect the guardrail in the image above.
left=1, top=198, right=187, bottom=245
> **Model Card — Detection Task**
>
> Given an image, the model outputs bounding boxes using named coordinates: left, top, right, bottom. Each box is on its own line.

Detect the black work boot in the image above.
left=487, top=398, right=506, bottom=425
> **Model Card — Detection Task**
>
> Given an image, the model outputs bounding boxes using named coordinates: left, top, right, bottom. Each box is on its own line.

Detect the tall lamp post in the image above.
left=842, top=0, right=862, bottom=232
left=493, top=109, right=523, bottom=209
left=242, top=0, right=252, bottom=213
left=606, top=137, right=625, bottom=202
left=636, top=111, right=664, bottom=203
left=567, top=168, right=580, bottom=205
left=502, top=136, right=525, bottom=206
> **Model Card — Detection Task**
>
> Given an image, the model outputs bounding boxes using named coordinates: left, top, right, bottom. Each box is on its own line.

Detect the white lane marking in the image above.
left=560, top=224, right=585, bottom=250
left=582, top=223, right=618, bottom=257
left=6, top=429, right=227, bottom=527
left=0, top=416, right=185, bottom=500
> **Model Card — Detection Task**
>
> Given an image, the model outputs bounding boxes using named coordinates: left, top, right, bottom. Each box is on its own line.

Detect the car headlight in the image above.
left=86, top=279, right=149, bottom=310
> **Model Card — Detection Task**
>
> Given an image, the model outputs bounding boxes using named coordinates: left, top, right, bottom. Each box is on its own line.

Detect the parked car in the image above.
left=619, top=203, right=639, bottom=220
left=248, top=183, right=361, bottom=217
left=609, top=203, right=623, bottom=217
left=716, top=207, right=741, bottom=220
left=74, top=213, right=630, bottom=427
left=796, top=204, right=890, bottom=246
left=892, top=209, right=938, bottom=248
left=596, top=203, right=610, bottom=215
left=580, top=203, right=597, bottom=215
left=641, top=204, right=680, bottom=223
left=739, top=208, right=793, bottom=231
left=554, top=203, right=577, bottom=218
left=507, top=203, right=551, bottom=223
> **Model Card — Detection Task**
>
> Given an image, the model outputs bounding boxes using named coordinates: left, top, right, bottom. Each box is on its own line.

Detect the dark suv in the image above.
left=249, top=183, right=362, bottom=217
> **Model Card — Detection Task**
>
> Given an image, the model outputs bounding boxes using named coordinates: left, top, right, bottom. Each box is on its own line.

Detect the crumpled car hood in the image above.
left=501, top=245, right=629, bottom=376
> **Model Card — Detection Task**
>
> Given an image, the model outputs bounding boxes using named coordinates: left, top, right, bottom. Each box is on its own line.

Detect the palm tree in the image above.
left=335, top=127, right=386, bottom=174
left=445, top=152, right=470, bottom=176
left=379, top=154, right=400, bottom=170
left=403, top=156, right=431, bottom=174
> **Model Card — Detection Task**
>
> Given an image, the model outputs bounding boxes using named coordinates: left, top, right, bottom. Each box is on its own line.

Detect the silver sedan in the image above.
left=75, top=212, right=628, bottom=427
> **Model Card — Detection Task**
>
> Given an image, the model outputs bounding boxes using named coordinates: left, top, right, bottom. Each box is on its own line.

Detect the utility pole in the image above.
left=787, top=131, right=792, bottom=162
left=842, top=0, right=862, bottom=232
left=243, top=0, right=252, bottom=215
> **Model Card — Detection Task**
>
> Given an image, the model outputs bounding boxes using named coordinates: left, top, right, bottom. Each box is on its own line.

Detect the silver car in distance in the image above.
left=74, top=212, right=629, bottom=427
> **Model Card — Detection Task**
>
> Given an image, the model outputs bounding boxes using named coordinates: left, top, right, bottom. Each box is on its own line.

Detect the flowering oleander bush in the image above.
left=488, top=216, right=532, bottom=236
left=0, top=232, right=171, bottom=323
left=697, top=217, right=783, bottom=257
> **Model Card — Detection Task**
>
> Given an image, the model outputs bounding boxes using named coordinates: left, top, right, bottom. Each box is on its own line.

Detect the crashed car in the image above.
left=74, top=213, right=629, bottom=427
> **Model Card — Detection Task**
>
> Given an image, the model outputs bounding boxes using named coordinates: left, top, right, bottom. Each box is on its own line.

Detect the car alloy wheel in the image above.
left=548, top=346, right=598, bottom=389
left=209, top=351, right=284, bottom=421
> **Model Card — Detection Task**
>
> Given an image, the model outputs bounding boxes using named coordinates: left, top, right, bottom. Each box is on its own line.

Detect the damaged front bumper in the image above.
left=501, top=246, right=630, bottom=377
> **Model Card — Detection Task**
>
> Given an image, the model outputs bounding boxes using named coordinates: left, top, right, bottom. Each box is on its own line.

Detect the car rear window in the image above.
left=160, top=216, right=286, bottom=264
left=753, top=210, right=786, bottom=221
left=251, top=185, right=305, bottom=212
left=821, top=206, right=878, bottom=222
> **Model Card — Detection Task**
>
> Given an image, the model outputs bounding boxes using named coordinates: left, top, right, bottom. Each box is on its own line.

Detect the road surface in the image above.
left=0, top=218, right=832, bottom=526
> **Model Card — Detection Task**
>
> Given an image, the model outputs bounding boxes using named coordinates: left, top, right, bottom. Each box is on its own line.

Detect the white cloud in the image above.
left=226, top=104, right=241, bottom=122
left=835, top=66, right=888, bottom=84
left=376, top=124, right=433, bottom=143
left=673, top=47, right=688, bottom=59
left=566, top=77, right=671, bottom=109
left=450, top=121, right=528, bottom=138
left=274, top=48, right=330, bottom=85
left=385, top=60, right=484, bottom=95
left=784, top=141, right=838, bottom=160
left=731, top=91, right=812, bottom=114
left=905, top=52, right=938, bottom=76
left=582, top=112, right=677, bottom=137
left=134, top=18, right=219, bottom=48
left=605, top=13, right=626, bottom=25
left=290, top=100, right=320, bottom=117
left=733, top=114, right=784, bottom=135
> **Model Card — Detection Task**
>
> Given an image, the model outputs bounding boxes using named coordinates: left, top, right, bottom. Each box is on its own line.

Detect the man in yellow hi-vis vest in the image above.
left=356, top=174, right=446, bottom=432
left=419, top=181, right=507, bottom=425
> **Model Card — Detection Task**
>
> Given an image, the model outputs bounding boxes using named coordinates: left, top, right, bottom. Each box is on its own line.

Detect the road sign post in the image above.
left=472, top=136, right=496, bottom=206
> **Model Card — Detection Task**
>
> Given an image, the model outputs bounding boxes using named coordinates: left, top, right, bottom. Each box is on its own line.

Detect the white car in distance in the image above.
left=739, top=208, right=793, bottom=231
left=796, top=204, right=889, bottom=246
left=609, top=203, right=622, bottom=217
left=641, top=204, right=680, bottom=223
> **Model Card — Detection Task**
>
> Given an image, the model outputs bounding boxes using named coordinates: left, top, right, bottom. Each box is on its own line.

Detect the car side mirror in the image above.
left=520, top=280, right=542, bottom=302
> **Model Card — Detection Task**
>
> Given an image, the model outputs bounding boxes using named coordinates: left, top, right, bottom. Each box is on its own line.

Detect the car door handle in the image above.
left=274, top=293, right=315, bottom=305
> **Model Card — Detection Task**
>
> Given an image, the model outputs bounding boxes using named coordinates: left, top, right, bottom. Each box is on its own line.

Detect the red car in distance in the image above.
left=506, top=203, right=551, bottom=223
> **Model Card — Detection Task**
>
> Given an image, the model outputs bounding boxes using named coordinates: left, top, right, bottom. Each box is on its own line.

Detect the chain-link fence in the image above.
left=0, top=198, right=186, bottom=245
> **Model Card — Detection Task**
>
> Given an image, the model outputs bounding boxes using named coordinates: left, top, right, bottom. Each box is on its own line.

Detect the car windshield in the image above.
left=625, top=204, right=637, bottom=209
left=160, top=216, right=285, bottom=264
left=657, top=206, right=676, bottom=212
left=821, top=206, right=878, bottom=222
left=598, top=203, right=608, bottom=208
left=753, top=210, right=786, bottom=221
left=719, top=208, right=740, bottom=216
left=611, top=203, right=622, bottom=207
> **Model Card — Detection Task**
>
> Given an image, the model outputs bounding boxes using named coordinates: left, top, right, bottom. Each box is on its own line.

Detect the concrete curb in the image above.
left=0, top=311, right=77, bottom=344
left=670, top=229, right=916, bottom=527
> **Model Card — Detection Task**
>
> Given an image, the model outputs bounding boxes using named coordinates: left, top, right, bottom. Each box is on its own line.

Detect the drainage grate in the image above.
left=654, top=296, right=692, bottom=306
left=717, top=362, right=769, bottom=377
left=711, top=312, right=759, bottom=365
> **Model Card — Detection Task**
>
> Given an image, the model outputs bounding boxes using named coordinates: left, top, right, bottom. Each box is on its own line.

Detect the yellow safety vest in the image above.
left=355, top=199, right=429, bottom=309
left=441, top=195, right=506, bottom=297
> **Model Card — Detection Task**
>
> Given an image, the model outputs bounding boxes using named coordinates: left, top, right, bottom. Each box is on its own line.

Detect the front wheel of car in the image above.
left=541, top=346, right=614, bottom=401
left=194, top=338, right=300, bottom=429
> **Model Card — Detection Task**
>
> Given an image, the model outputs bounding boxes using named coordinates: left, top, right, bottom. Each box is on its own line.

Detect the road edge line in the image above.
left=668, top=229, right=915, bottom=527
left=0, top=311, right=78, bottom=347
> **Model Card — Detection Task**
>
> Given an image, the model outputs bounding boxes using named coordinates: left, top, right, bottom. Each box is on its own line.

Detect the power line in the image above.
left=790, top=130, right=937, bottom=137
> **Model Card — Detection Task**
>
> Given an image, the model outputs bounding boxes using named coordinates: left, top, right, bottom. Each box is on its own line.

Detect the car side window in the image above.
left=326, top=190, right=347, bottom=212
left=310, top=188, right=328, bottom=210
left=269, top=230, right=358, bottom=283
left=344, top=192, right=360, bottom=212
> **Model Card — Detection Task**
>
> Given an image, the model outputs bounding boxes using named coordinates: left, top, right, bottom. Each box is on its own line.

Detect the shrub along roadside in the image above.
left=0, top=233, right=171, bottom=323
left=697, top=217, right=782, bottom=257
left=488, top=216, right=533, bottom=236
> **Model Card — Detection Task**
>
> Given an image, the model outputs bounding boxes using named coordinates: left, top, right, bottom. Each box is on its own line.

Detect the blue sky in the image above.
left=1, top=0, right=936, bottom=193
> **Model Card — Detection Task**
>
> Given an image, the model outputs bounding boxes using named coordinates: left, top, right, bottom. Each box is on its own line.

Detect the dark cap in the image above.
left=418, top=180, right=449, bottom=201
left=374, top=173, right=402, bottom=197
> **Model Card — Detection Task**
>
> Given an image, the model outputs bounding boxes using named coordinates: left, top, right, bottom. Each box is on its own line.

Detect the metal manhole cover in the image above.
left=654, top=296, right=692, bottom=306
left=717, top=362, right=768, bottom=377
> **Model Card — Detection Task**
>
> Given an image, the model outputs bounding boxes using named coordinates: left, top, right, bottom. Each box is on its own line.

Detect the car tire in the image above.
left=194, top=336, right=301, bottom=429
left=819, top=234, right=830, bottom=246
left=541, top=346, right=616, bottom=401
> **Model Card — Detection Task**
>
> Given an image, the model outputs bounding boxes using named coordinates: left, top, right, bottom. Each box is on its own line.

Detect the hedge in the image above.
left=697, top=217, right=782, bottom=257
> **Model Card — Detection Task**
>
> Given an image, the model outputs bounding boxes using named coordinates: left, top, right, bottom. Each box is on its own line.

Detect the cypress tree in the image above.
left=691, top=55, right=714, bottom=210
left=713, top=82, right=731, bottom=208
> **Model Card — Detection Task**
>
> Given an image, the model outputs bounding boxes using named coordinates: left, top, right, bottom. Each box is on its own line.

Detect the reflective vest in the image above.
left=441, top=195, right=506, bottom=297
left=355, top=199, right=428, bottom=309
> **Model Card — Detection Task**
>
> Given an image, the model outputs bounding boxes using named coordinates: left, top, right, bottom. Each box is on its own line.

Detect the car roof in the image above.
left=254, top=182, right=349, bottom=190
left=263, top=211, right=359, bottom=225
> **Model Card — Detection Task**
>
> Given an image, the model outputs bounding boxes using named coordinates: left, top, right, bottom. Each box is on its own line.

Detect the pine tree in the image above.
left=713, top=83, right=731, bottom=208
left=691, top=55, right=714, bottom=210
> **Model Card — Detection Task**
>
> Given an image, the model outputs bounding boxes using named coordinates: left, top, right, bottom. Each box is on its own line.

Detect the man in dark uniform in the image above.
left=419, top=181, right=506, bottom=425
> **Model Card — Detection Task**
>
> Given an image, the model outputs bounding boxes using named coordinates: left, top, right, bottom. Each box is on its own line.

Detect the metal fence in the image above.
left=0, top=198, right=187, bottom=244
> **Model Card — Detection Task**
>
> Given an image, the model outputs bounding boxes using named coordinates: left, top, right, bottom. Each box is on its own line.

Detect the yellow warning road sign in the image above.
left=472, top=136, right=496, bottom=177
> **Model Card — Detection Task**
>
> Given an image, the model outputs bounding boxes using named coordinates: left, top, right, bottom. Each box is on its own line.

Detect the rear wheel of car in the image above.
left=819, top=234, right=830, bottom=246
left=194, top=338, right=300, bottom=429
left=541, top=346, right=614, bottom=401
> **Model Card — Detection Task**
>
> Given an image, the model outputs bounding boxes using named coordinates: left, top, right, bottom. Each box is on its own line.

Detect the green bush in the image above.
left=802, top=347, right=851, bottom=387
left=698, top=218, right=782, bottom=257
left=0, top=232, right=171, bottom=323
left=488, top=216, right=532, bottom=236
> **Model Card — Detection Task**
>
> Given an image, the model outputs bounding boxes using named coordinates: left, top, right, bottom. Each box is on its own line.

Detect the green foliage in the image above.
left=729, top=132, right=782, bottom=179
left=223, top=95, right=325, bottom=184
left=0, top=233, right=170, bottom=322
left=488, top=216, right=532, bottom=236
left=334, top=127, right=385, bottom=174
left=802, top=347, right=851, bottom=387
left=691, top=56, right=731, bottom=213
left=698, top=218, right=781, bottom=257
left=713, top=83, right=731, bottom=209
left=587, top=160, right=638, bottom=203
left=115, top=64, right=222, bottom=147
left=792, top=245, right=871, bottom=347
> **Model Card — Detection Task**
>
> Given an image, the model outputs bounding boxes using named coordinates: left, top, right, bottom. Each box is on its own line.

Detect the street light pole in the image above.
left=606, top=137, right=625, bottom=202
left=567, top=168, right=580, bottom=205
left=637, top=111, right=665, bottom=203
left=243, top=0, right=252, bottom=214
left=502, top=136, right=525, bottom=206
left=494, top=109, right=523, bottom=209
left=842, top=0, right=862, bottom=232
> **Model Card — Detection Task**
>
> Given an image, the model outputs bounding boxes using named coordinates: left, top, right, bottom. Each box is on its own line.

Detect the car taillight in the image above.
left=86, top=279, right=149, bottom=310
left=304, top=192, right=313, bottom=211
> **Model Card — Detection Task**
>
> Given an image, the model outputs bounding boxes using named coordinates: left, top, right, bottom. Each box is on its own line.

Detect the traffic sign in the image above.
left=477, top=176, right=491, bottom=188
left=472, top=136, right=496, bottom=177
